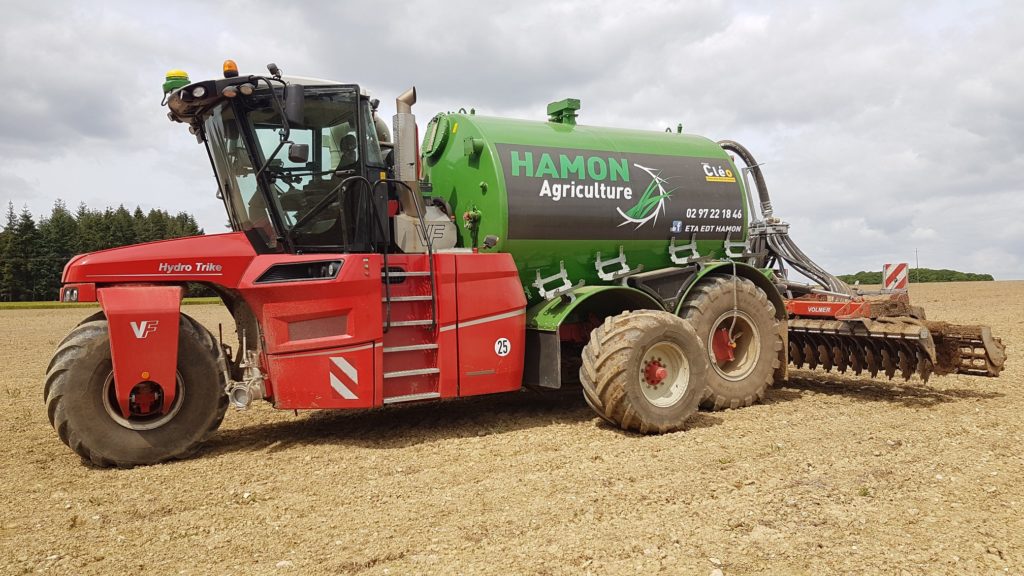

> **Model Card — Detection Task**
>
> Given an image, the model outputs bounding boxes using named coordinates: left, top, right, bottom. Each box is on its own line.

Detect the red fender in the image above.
left=98, top=286, right=183, bottom=417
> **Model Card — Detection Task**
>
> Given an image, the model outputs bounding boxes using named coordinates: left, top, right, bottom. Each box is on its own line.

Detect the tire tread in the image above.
left=43, top=314, right=228, bottom=467
left=679, top=276, right=783, bottom=410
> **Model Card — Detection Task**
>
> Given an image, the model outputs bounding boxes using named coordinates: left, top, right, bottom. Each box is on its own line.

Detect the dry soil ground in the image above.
left=0, top=282, right=1021, bottom=575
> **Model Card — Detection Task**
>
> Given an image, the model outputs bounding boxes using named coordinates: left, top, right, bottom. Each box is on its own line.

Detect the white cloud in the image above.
left=0, top=0, right=1021, bottom=278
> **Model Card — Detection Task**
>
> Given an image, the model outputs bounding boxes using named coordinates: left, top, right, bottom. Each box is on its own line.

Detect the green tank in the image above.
left=420, top=100, right=750, bottom=304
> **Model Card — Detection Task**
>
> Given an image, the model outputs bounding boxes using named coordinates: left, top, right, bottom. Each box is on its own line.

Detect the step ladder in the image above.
left=380, top=256, right=441, bottom=404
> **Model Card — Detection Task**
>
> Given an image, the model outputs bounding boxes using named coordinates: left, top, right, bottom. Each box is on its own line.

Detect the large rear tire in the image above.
left=580, top=310, right=708, bottom=434
left=44, top=314, right=228, bottom=467
left=678, top=275, right=782, bottom=410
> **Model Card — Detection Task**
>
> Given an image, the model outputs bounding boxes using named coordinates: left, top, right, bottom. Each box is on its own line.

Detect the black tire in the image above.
left=580, top=310, right=708, bottom=434
left=678, top=276, right=782, bottom=410
left=44, top=314, right=228, bottom=467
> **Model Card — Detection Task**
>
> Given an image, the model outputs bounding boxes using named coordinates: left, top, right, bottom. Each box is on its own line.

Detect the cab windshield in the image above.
left=203, top=84, right=384, bottom=252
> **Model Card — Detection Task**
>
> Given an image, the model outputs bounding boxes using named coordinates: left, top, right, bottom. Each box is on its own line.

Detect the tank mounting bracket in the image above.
left=669, top=234, right=705, bottom=265
left=534, top=260, right=585, bottom=303
left=724, top=230, right=750, bottom=259
left=596, top=245, right=644, bottom=284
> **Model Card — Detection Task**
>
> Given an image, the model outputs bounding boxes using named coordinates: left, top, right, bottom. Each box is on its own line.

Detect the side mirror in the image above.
left=288, top=143, right=309, bottom=164
left=284, top=84, right=304, bottom=128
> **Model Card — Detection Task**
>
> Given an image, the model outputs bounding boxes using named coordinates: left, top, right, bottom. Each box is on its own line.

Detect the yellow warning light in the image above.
left=223, top=59, right=239, bottom=78
left=141, top=371, right=151, bottom=380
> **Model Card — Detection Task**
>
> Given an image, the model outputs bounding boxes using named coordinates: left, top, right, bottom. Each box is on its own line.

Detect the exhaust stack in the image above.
left=394, top=87, right=418, bottom=182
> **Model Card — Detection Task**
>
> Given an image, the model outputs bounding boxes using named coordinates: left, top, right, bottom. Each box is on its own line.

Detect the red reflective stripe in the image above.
left=884, top=263, right=908, bottom=289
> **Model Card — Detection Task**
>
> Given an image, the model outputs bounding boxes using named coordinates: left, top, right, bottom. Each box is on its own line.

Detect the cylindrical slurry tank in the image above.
left=420, top=104, right=750, bottom=303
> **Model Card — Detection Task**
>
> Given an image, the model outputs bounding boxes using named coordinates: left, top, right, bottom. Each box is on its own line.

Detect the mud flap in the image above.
left=524, top=329, right=562, bottom=389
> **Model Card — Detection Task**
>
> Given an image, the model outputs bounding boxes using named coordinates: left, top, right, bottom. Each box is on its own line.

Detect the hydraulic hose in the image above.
left=720, top=139, right=854, bottom=297
left=718, top=140, right=772, bottom=218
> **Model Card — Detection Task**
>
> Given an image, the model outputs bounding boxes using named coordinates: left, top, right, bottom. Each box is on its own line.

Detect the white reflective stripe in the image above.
left=440, top=309, right=525, bottom=332
left=87, top=273, right=224, bottom=277
left=329, top=373, right=358, bottom=400
left=329, top=356, right=359, bottom=400
left=883, top=263, right=909, bottom=289
left=330, top=356, right=358, bottom=384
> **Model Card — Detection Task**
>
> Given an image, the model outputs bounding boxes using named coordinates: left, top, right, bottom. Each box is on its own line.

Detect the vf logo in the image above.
left=130, top=320, right=159, bottom=339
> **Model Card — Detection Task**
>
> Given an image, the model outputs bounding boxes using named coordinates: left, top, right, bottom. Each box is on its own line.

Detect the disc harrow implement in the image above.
left=787, top=317, right=1005, bottom=381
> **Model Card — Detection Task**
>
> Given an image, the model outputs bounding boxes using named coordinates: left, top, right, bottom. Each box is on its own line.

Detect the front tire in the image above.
left=678, top=276, right=782, bottom=410
left=580, top=310, right=708, bottom=434
left=44, top=314, right=228, bottom=467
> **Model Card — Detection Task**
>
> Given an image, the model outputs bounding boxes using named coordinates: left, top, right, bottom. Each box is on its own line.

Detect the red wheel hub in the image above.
left=129, top=381, right=164, bottom=416
left=644, top=360, right=668, bottom=386
left=712, top=328, right=737, bottom=363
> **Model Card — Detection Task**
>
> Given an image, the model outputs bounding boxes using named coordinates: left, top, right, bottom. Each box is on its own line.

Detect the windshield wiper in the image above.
left=249, top=77, right=293, bottom=180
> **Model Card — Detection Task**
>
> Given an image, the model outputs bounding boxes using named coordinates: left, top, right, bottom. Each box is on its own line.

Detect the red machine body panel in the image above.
left=269, top=342, right=377, bottom=409
left=63, top=232, right=256, bottom=287
left=451, top=253, right=527, bottom=397
left=98, top=285, right=183, bottom=415
left=238, top=254, right=383, bottom=355
left=64, top=232, right=531, bottom=412
left=785, top=297, right=870, bottom=319
left=238, top=254, right=384, bottom=407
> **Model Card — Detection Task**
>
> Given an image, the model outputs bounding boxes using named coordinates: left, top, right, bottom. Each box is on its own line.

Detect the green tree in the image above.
left=37, top=200, right=80, bottom=300
left=76, top=203, right=108, bottom=253
left=1, top=206, right=42, bottom=301
left=0, top=201, right=205, bottom=301
left=145, top=209, right=171, bottom=241
left=0, top=203, right=17, bottom=301
left=107, top=205, right=138, bottom=247
left=838, top=268, right=994, bottom=284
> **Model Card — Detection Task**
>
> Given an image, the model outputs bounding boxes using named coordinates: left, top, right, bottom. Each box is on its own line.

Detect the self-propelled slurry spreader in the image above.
left=46, top=62, right=1005, bottom=466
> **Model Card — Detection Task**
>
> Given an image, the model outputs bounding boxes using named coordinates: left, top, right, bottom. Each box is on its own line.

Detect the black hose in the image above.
left=721, top=138, right=855, bottom=298
left=718, top=139, right=772, bottom=218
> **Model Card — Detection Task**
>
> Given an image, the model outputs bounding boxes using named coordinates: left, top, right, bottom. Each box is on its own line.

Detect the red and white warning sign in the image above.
left=883, top=262, right=909, bottom=291
left=329, top=356, right=359, bottom=400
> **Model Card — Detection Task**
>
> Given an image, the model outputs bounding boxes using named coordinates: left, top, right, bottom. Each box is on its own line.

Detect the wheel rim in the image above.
left=102, top=372, right=184, bottom=431
left=707, top=310, right=761, bottom=382
left=639, top=341, right=690, bottom=408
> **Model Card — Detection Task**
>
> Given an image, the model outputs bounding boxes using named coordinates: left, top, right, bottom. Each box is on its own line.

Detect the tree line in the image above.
left=0, top=200, right=203, bottom=302
left=838, top=268, right=994, bottom=285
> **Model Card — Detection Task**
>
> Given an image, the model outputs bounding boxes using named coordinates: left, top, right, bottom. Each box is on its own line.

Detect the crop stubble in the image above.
left=0, top=282, right=1020, bottom=575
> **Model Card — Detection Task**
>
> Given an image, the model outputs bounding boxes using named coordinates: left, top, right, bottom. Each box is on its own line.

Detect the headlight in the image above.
left=191, top=86, right=207, bottom=98
left=62, top=287, right=78, bottom=302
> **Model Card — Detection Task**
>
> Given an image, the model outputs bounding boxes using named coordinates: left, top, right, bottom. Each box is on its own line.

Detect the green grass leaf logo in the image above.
left=616, top=164, right=673, bottom=228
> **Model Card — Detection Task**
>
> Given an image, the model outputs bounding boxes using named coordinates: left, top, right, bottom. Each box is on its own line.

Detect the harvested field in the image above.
left=1, top=281, right=1021, bottom=575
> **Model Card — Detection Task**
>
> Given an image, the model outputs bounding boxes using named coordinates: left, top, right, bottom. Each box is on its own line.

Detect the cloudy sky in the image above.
left=2, top=1, right=1022, bottom=278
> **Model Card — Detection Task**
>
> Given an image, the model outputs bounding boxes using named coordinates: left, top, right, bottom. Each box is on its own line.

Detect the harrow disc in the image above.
left=786, top=317, right=1005, bottom=382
